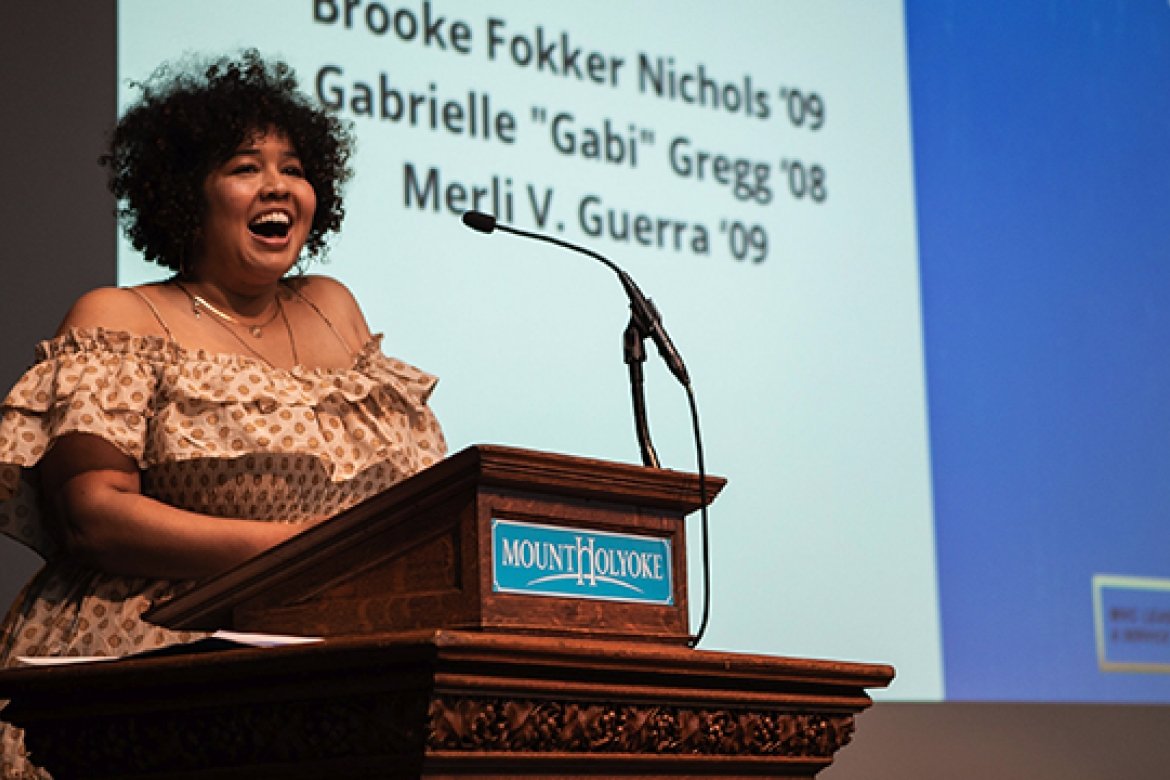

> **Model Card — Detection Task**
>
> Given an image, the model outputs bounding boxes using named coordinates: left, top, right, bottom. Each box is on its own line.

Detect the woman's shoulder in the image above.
left=56, top=285, right=170, bottom=339
left=285, top=274, right=373, bottom=349
left=286, top=274, right=360, bottom=308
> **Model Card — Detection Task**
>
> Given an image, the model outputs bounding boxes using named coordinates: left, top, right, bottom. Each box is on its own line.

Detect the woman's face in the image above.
left=197, top=128, right=317, bottom=289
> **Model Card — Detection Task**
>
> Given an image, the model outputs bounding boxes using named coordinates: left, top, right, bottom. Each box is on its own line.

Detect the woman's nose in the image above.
left=260, top=169, right=290, bottom=198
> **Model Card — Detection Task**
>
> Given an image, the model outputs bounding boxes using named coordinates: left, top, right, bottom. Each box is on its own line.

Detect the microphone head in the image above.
left=461, top=210, right=497, bottom=234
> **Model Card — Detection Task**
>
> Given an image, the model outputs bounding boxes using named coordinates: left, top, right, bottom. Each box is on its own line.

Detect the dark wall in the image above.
left=1, top=4, right=1168, bottom=778
left=0, top=4, right=117, bottom=607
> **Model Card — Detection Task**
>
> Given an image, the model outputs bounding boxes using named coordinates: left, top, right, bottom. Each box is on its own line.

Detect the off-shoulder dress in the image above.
left=0, top=327, right=445, bottom=778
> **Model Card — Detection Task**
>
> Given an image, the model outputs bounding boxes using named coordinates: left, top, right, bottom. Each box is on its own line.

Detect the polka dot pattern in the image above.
left=2, top=326, right=448, bottom=777
left=0, top=328, right=445, bottom=524
left=0, top=327, right=446, bottom=672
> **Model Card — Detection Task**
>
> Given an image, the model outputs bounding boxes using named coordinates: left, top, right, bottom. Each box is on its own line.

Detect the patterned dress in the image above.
left=0, top=327, right=445, bottom=779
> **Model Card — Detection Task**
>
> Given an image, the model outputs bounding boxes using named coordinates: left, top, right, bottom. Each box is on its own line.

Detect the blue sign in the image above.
left=491, top=518, right=673, bottom=605
left=1093, top=575, right=1170, bottom=672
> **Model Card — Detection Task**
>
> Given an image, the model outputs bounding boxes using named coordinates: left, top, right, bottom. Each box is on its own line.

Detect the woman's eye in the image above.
left=283, top=164, right=305, bottom=177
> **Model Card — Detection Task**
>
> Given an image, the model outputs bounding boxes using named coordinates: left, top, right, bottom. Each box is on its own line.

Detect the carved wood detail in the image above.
left=426, top=695, right=856, bottom=758
left=3, top=630, right=891, bottom=777
left=22, top=691, right=431, bottom=776
left=21, top=691, right=856, bottom=776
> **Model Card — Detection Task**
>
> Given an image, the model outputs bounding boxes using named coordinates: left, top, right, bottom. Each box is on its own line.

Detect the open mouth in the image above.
left=248, top=211, right=292, bottom=240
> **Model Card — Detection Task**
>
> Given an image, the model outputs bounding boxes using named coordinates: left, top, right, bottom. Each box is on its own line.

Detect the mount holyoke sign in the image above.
left=492, top=518, right=673, bottom=605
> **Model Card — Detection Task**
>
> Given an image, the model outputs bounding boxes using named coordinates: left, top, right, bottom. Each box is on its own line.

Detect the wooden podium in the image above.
left=0, top=446, right=894, bottom=778
left=145, top=444, right=717, bottom=643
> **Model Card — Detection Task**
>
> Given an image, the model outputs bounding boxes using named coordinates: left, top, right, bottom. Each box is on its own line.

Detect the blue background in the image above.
left=908, top=0, right=1170, bottom=701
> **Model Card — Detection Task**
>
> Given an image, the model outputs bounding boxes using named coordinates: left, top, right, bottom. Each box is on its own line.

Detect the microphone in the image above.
left=460, top=210, right=691, bottom=386
left=461, top=210, right=497, bottom=234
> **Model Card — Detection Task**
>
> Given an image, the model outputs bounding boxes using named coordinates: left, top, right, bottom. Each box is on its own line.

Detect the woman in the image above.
left=0, top=52, right=445, bottom=777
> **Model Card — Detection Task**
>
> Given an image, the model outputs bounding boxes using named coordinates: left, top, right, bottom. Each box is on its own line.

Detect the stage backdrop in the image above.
left=108, top=0, right=1170, bottom=705
left=117, top=0, right=941, bottom=699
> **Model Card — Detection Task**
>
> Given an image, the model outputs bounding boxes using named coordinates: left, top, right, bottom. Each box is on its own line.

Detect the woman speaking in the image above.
left=0, top=51, right=445, bottom=777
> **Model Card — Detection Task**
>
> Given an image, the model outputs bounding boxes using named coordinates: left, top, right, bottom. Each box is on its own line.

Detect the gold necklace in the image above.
left=174, top=281, right=299, bottom=367
left=174, top=281, right=281, bottom=338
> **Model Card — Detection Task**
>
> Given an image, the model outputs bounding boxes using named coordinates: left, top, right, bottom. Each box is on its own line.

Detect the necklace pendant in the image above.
left=250, top=325, right=263, bottom=338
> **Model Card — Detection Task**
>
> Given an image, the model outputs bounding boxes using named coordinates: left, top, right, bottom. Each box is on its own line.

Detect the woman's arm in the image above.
left=39, top=433, right=307, bottom=580
left=37, top=286, right=317, bottom=580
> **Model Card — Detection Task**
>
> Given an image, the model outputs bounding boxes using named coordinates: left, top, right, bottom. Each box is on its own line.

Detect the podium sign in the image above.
left=491, top=517, right=674, bottom=604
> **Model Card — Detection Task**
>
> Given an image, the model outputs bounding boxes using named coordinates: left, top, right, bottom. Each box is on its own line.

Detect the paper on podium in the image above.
left=16, top=630, right=321, bottom=666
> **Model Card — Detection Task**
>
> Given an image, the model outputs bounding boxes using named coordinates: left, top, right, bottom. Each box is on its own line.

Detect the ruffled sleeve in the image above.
left=0, top=328, right=447, bottom=556
left=0, top=328, right=163, bottom=554
left=148, top=334, right=446, bottom=483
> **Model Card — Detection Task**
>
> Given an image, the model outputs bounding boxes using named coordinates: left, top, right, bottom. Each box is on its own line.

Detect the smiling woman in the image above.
left=197, top=131, right=318, bottom=302
left=0, top=51, right=446, bottom=778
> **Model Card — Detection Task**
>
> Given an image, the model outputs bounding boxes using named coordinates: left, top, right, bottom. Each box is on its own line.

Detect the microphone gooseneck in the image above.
left=460, top=210, right=714, bottom=649
left=460, top=210, right=690, bottom=386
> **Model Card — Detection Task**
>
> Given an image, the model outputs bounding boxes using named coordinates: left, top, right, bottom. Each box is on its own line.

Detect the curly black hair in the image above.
left=101, top=50, right=354, bottom=272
